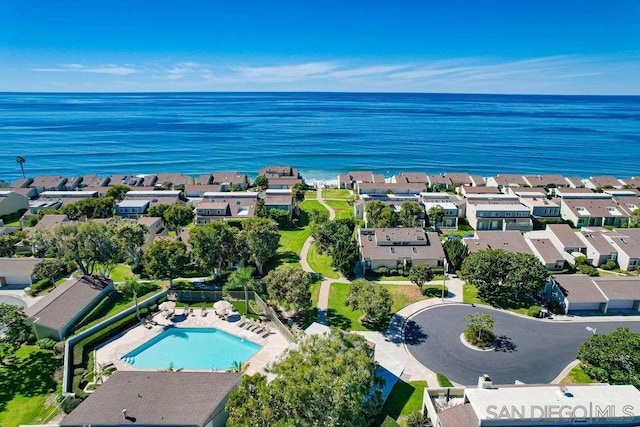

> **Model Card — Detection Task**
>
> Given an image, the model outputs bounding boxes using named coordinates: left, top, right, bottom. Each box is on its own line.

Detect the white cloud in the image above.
left=32, top=64, right=137, bottom=75
left=22, top=52, right=640, bottom=94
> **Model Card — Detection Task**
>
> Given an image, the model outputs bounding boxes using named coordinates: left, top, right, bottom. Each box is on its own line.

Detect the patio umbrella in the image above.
left=159, top=301, right=176, bottom=312
left=214, top=300, right=233, bottom=312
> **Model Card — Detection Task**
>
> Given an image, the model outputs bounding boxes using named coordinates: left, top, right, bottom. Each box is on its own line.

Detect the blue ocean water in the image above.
left=1, top=92, right=639, bottom=182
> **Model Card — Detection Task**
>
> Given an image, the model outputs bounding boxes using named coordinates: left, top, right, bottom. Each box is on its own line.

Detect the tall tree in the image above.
left=32, top=259, right=68, bottom=283
left=0, top=304, right=32, bottom=348
left=15, top=156, right=25, bottom=179
left=443, top=238, right=469, bottom=271
left=464, top=313, right=495, bottom=347
left=331, top=234, right=359, bottom=278
left=225, top=267, right=256, bottom=314
left=120, top=277, right=143, bottom=320
left=346, top=279, right=392, bottom=327
left=111, top=219, right=148, bottom=269
left=226, top=332, right=383, bottom=426
left=143, top=239, right=189, bottom=289
left=365, top=200, right=386, bottom=227
left=0, top=231, right=26, bottom=258
left=241, top=217, right=280, bottom=275
left=461, top=249, right=547, bottom=306
left=105, top=184, right=131, bottom=202
left=578, top=327, right=640, bottom=386
left=408, top=263, right=434, bottom=290
left=291, top=182, right=306, bottom=204
left=263, top=266, right=311, bottom=313
left=164, top=203, right=193, bottom=236
left=427, top=205, right=445, bottom=229
left=49, top=221, right=120, bottom=276
left=146, top=203, right=171, bottom=218
left=253, top=175, right=269, bottom=191
left=399, top=201, right=423, bottom=227
left=190, top=222, right=241, bottom=276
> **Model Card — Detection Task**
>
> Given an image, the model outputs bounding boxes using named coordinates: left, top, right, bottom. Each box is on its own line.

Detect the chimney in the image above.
left=478, top=374, right=493, bottom=389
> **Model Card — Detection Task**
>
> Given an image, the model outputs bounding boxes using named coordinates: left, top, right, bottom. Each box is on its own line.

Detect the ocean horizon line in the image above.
left=1, top=91, right=640, bottom=98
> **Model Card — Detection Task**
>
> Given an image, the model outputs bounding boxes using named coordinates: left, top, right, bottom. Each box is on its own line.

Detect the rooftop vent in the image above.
left=478, top=374, right=493, bottom=389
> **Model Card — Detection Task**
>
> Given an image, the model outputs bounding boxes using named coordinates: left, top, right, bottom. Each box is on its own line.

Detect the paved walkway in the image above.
left=298, top=187, right=341, bottom=325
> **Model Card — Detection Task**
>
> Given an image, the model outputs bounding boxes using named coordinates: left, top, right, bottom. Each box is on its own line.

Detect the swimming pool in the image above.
left=121, top=327, right=262, bottom=371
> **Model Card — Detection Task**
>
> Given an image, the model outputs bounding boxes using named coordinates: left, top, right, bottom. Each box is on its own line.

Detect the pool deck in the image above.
left=95, top=309, right=290, bottom=375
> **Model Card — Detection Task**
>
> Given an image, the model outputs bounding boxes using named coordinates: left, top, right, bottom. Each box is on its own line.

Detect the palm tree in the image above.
left=121, top=277, right=142, bottom=320
left=224, top=267, right=256, bottom=315
left=15, top=156, right=25, bottom=179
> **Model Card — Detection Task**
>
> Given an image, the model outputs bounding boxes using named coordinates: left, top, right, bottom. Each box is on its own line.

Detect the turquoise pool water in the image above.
left=122, top=327, right=262, bottom=371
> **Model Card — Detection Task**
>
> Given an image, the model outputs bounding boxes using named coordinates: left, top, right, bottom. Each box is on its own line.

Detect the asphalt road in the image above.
left=405, top=305, right=640, bottom=386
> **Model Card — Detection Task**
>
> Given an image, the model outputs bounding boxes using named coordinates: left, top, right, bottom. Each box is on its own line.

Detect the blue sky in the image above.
left=1, top=0, right=639, bottom=94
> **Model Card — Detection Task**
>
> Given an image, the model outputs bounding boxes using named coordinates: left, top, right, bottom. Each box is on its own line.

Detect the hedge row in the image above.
left=26, top=278, right=54, bottom=296
left=71, top=307, right=150, bottom=397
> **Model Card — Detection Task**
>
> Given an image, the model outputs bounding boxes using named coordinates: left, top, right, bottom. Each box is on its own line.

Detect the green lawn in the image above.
left=306, top=243, right=339, bottom=279
left=14, top=345, right=40, bottom=360
left=324, top=199, right=353, bottom=219
left=380, top=380, right=428, bottom=425
left=0, top=394, right=58, bottom=427
left=327, top=283, right=425, bottom=331
left=303, top=280, right=321, bottom=328
left=74, top=281, right=161, bottom=332
left=321, top=188, right=354, bottom=200
left=109, top=264, right=134, bottom=282
left=462, top=283, right=530, bottom=315
left=2, top=218, right=22, bottom=227
left=463, top=283, right=482, bottom=304
left=561, top=365, right=594, bottom=384
left=275, top=199, right=328, bottom=269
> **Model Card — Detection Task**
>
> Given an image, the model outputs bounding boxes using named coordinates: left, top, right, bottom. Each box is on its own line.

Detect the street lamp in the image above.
left=441, top=260, right=448, bottom=301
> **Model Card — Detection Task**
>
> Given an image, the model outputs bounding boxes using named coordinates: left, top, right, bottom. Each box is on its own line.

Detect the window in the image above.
left=390, top=247, right=395, bottom=254
left=412, top=247, right=417, bottom=254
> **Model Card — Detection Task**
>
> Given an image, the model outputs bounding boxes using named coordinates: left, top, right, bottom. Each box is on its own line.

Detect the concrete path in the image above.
left=317, top=187, right=336, bottom=220
left=354, top=298, right=450, bottom=387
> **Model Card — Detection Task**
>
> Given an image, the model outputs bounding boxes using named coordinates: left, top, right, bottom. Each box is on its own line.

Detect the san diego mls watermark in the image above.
left=487, top=403, right=635, bottom=421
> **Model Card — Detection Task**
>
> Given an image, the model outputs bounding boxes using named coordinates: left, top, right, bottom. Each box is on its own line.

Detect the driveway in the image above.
left=405, top=304, right=640, bottom=386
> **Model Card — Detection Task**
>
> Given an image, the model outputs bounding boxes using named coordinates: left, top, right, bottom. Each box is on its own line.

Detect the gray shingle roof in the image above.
left=25, top=275, right=112, bottom=331
left=0, top=257, right=44, bottom=277
left=60, top=371, right=241, bottom=426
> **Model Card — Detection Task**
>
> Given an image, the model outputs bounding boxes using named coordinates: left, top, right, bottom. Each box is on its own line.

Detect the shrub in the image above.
left=71, top=308, right=149, bottom=396
left=61, top=396, right=83, bottom=414
left=600, top=260, right=618, bottom=271
left=172, top=280, right=198, bottom=290
left=545, top=300, right=565, bottom=315
left=375, top=266, right=388, bottom=275
left=26, top=278, right=53, bottom=296
left=527, top=305, right=543, bottom=318
left=73, top=367, right=85, bottom=376
left=578, top=264, right=599, bottom=276
left=54, top=340, right=66, bottom=355
left=37, top=338, right=57, bottom=350
left=437, top=372, right=454, bottom=387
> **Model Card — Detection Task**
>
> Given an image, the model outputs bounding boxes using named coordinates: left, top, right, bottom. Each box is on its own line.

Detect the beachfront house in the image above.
left=211, top=171, right=250, bottom=191
left=26, top=275, right=114, bottom=340
left=356, top=194, right=422, bottom=224
left=338, top=171, right=384, bottom=190
left=59, top=371, right=242, bottom=427
left=258, top=165, right=303, bottom=189
left=358, top=227, right=445, bottom=272
left=585, top=175, right=625, bottom=190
